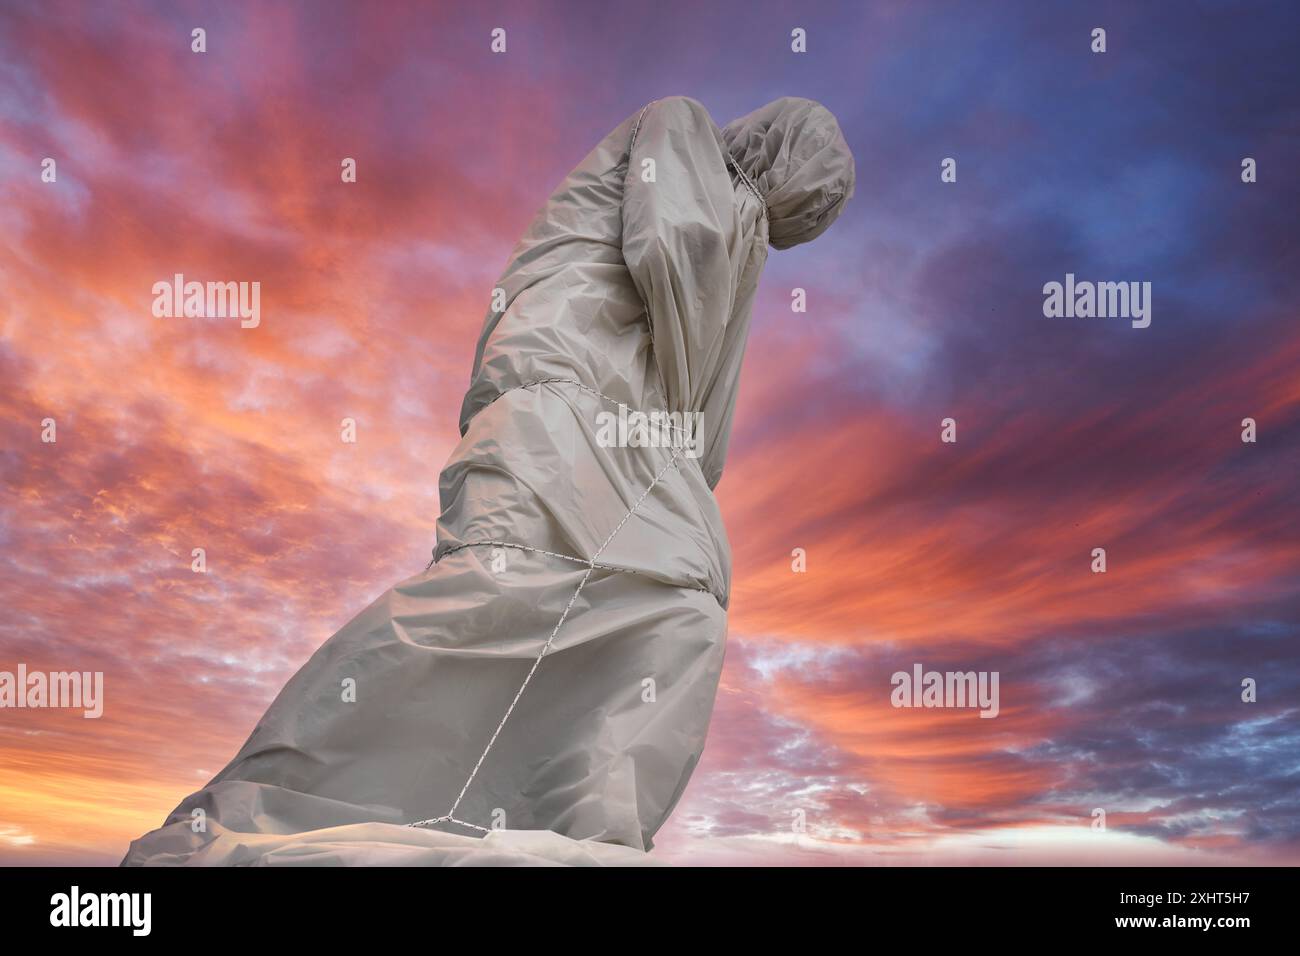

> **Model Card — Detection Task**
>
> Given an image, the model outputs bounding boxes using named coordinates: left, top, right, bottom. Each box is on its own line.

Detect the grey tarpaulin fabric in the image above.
left=122, top=96, right=855, bottom=866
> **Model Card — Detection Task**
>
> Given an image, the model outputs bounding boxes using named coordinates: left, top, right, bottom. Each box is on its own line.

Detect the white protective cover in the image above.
left=122, top=96, right=855, bottom=866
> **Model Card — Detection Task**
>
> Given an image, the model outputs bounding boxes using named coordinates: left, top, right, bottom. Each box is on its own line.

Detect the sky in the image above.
left=1, top=0, right=1298, bottom=866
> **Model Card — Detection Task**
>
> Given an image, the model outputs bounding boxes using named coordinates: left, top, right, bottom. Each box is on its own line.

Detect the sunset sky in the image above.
left=1, top=0, right=1298, bottom=865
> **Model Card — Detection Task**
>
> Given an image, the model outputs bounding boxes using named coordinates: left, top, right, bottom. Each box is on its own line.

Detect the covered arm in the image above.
left=621, top=97, right=742, bottom=417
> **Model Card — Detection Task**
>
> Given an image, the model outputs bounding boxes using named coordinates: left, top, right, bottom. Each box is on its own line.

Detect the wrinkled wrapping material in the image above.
left=122, top=96, right=854, bottom=866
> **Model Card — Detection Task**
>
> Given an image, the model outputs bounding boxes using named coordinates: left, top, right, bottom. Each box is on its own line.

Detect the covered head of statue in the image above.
left=122, top=96, right=856, bottom=866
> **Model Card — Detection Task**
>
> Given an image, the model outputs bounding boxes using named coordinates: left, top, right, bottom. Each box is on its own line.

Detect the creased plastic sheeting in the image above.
left=122, top=96, right=855, bottom=866
left=130, top=819, right=665, bottom=867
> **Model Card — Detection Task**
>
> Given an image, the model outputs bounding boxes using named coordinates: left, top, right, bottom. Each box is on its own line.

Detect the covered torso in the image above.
left=443, top=96, right=775, bottom=607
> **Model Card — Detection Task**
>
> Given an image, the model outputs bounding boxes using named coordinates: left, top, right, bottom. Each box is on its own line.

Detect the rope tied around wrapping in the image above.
left=408, top=440, right=686, bottom=833
left=728, top=156, right=767, bottom=217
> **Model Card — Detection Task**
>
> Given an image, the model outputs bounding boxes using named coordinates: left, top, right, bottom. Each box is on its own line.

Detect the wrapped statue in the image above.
left=123, top=95, right=855, bottom=866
